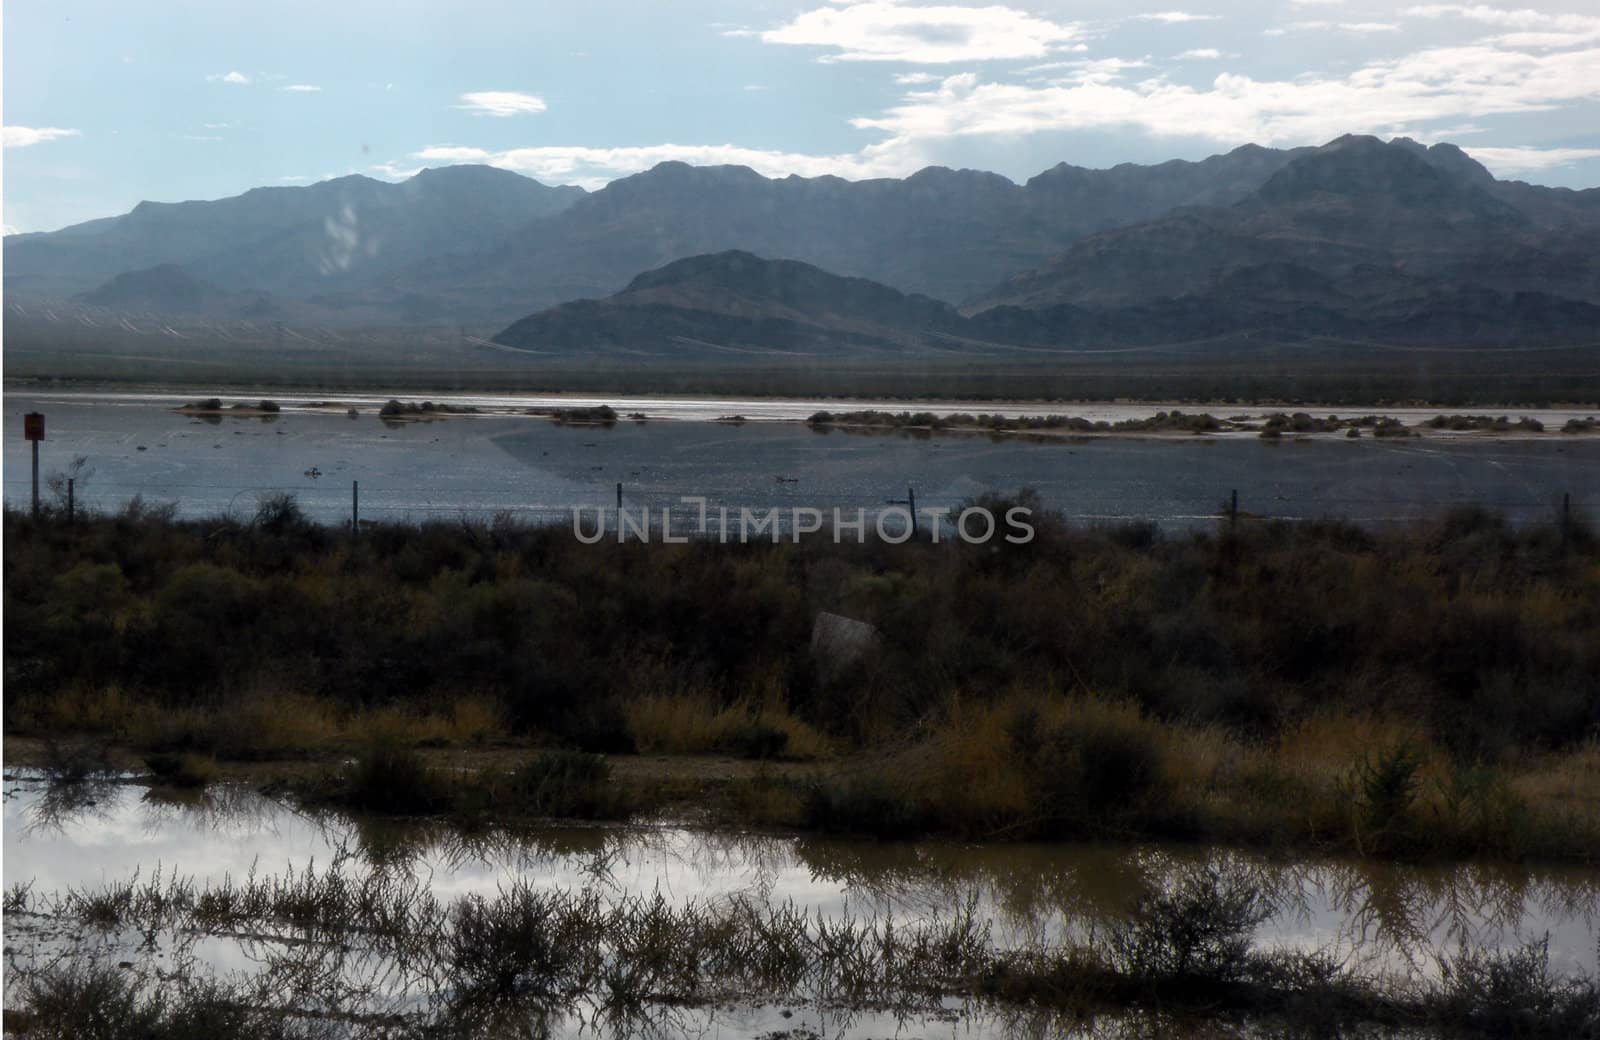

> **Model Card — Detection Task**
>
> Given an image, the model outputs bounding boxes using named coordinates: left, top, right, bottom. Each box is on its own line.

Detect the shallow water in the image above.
left=6, top=775, right=1595, bottom=979
left=4, top=392, right=1597, bottom=529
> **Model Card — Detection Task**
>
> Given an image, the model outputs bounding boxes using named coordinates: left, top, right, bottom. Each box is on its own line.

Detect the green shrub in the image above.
left=339, top=743, right=450, bottom=815
left=802, top=774, right=929, bottom=839
left=504, top=750, right=620, bottom=818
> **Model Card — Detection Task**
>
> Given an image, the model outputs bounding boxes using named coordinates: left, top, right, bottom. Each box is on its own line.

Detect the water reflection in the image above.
left=7, top=773, right=1595, bottom=989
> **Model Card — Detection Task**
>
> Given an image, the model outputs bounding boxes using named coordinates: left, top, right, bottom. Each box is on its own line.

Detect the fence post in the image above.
left=67, top=478, right=75, bottom=525
left=908, top=486, right=917, bottom=537
left=616, top=482, right=623, bottom=512
left=1229, top=489, right=1238, bottom=531
left=31, top=439, right=40, bottom=519
left=352, top=480, right=359, bottom=537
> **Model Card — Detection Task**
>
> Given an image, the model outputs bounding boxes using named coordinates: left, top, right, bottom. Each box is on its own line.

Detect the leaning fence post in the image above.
left=352, top=480, right=359, bottom=537
left=67, top=478, right=75, bottom=525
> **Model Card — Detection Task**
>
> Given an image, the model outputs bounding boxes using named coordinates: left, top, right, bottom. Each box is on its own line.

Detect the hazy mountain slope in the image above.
left=398, top=144, right=1322, bottom=320
left=75, top=263, right=281, bottom=319
left=491, top=250, right=975, bottom=357
left=2, top=166, right=584, bottom=303
left=8, top=135, right=1598, bottom=335
left=491, top=248, right=1600, bottom=362
left=971, top=136, right=1600, bottom=313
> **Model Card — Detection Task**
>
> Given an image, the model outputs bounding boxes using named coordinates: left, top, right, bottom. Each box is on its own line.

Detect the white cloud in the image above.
left=1134, top=11, right=1220, bottom=23
left=207, top=71, right=250, bottom=85
left=1176, top=48, right=1224, bottom=59
left=1033, top=58, right=1151, bottom=86
left=848, top=44, right=1600, bottom=150
left=455, top=91, right=547, bottom=117
left=280, top=84, right=322, bottom=93
left=1339, top=22, right=1401, bottom=33
left=3, top=126, right=81, bottom=148
left=1402, top=4, right=1600, bottom=47
left=405, top=141, right=914, bottom=189
left=1465, top=144, right=1600, bottom=171
left=750, top=1, right=1084, bottom=63
left=894, top=71, right=941, bottom=84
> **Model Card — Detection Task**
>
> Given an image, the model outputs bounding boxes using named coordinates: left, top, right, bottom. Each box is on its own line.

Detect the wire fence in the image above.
left=5, top=476, right=1594, bottom=535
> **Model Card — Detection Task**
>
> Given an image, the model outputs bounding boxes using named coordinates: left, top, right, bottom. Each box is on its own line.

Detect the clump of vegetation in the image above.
left=623, top=695, right=829, bottom=760
left=10, top=863, right=1596, bottom=1039
left=336, top=741, right=453, bottom=815
left=186, top=398, right=224, bottom=412
left=1562, top=416, right=1599, bottom=434
left=1426, top=414, right=1546, bottom=432
left=1426, top=936, right=1600, bottom=1037
left=808, top=409, right=1230, bottom=435
left=501, top=750, right=620, bottom=818
left=317, top=745, right=632, bottom=822
left=379, top=399, right=479, bottom=418
left=7, top=964, right=303, bottom=1040
left=1257, top=412, right=1346, bottom=435
left=544, top=404, right=617, bottom=424
left=143, top=751, right=216, bottom=788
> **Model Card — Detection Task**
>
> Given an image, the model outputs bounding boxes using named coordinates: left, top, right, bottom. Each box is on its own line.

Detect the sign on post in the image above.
left=24, top=412, right=45, bottom=518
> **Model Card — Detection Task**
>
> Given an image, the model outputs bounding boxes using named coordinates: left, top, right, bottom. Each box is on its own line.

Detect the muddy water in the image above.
left=6, top=774, right=1596, bottom=983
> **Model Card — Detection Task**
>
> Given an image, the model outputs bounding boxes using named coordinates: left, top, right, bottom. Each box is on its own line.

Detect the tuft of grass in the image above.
left=501, top=750, right=623, bottom=819
left=1427, top=936, right=1600, bottom=1038
left=143, top=752, right=216, bottom=788
left=337, top=741, right=452, bottom=815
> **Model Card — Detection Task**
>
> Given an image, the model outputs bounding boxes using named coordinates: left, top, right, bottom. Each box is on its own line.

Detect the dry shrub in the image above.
left=448, top=694, right=506, bottom=745
left=16, top=685, right=137, bottom=733
left=624, top=694, right=829, bottom=760
left=129, top=691, right=338, bottom=760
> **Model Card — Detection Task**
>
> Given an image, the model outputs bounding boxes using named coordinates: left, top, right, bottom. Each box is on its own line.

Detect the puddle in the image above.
left=4, top=773, right=1596, bottom=1036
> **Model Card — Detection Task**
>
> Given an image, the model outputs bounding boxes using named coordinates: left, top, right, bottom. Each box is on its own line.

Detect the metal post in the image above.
left=352, top=480, right=360, bottom=536
left=907, top=486, right=917, bottom=537
left=616, top=482, right=623, bottom=511
left=31, top=440, right=39, bottom=519
left=67, top=478, right=75, bottom=525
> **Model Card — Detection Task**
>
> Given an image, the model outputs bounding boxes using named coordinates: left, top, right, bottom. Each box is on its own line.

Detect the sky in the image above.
left=4, top=0, right=1600, bottom=233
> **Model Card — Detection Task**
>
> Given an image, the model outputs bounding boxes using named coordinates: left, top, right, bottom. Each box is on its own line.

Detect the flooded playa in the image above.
left=5, top=390, right=1598, bottom=529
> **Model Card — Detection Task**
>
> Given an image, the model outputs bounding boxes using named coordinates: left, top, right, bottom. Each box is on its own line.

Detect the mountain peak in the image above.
left=1256, top=135, right=1510, bottom=213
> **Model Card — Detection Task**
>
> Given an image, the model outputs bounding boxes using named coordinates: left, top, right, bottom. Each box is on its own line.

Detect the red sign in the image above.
left=23, top=413, right=44, bottom=441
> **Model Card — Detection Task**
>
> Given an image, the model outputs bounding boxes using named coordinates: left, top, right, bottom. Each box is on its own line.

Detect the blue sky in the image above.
left=5, top=0, right=1600, bottom=233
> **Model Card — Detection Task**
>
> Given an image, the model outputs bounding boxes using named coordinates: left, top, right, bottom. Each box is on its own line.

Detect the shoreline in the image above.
left=11, top=382, right=1600, bottom=440
left=9, top=375, right=1600, bottom=415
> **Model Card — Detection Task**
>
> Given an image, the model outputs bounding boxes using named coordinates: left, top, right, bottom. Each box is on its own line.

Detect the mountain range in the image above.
left=6, top=134, right=1600, bottom=359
